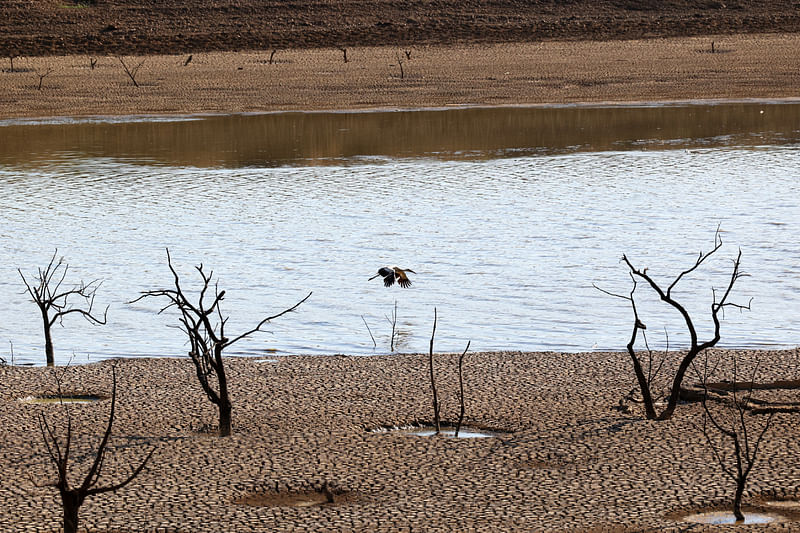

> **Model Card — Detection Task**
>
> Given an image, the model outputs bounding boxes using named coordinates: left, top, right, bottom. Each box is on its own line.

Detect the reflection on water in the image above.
left=1, top=103, right=800, bottom=168
left=0, top=104, right=799, bottom=365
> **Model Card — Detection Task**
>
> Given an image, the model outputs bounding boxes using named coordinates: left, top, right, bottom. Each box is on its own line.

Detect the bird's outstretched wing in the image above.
left=395, top=268, right=415, bottom=288
left=383, top=274, right=396, bottom=287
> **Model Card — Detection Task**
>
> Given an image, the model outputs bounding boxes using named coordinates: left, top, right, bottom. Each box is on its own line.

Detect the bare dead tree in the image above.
left=133, top=249, right=311, bottom=436
left=694, top=353, right=775, bottom=521
left=8, top=54, right=18, bottom=72
left=33, top=366, right=154, bottom=533
left=19, top=250, right=108, bottom=366
left=453, top=340, right=471, bottom=437
left=596, top=229, right=750, bottom=420
left=404, top=50, right=412, bottom=60
left=428, top=308, right=441, bottom=434
left=36, top=67, right=54, bottom=90
left=183, top=54, right=193, bottom=67
left=338, top=47, right=348, bottom=63
left=426, top=312, right=470, bottom=436
left=117, top=56, right=145, bottom=87
left=88, top=57, right=97, bottom=70
left=394, top=51, right=405, bottom=80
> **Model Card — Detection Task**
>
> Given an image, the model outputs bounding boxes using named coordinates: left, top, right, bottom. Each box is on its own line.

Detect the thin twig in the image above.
left=361, top=315, right=376, bottom=348
left=36, top=67, right=53, bottom=90
left=429, top=308, right=440, bottom=434
left=454, top=340, right=471, bottom=437
left=117, top=56, right=145, bottom=87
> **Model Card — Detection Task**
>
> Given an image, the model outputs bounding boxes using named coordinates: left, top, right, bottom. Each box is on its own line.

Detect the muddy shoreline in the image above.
left=3, top=0, right=799, bottom=118
left=2, top=34, right=800, bottom=119
left=2, top=349, right=800, bottom=531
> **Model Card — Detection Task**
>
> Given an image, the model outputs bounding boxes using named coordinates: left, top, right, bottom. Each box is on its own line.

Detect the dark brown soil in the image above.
left=2, top=0, right=800, bottom=57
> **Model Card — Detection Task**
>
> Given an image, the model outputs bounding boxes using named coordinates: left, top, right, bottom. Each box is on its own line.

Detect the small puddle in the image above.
left=237, top=491, right=329, bottom=508
left=403, top=427, right=497, bottom=438
left=253, top=358, right=279, bottom=364
left=372, top=425, right=500, bottom=439
left=19, top=394, right=103, bottom=404
left=236, top=488, right=355, bottom=508
left=682, top=511, right=786, bottom=524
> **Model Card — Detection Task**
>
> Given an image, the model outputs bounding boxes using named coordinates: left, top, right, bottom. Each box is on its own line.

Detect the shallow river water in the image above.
left=0, top=103, right=798, bottom=366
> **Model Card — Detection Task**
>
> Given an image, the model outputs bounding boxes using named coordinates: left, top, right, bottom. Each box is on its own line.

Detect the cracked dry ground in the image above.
left=2, top=349, right=800, bottom=532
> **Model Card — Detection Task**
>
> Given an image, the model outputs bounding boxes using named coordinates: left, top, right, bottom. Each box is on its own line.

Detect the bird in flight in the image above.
left=369, top=266, right=416, bottom=288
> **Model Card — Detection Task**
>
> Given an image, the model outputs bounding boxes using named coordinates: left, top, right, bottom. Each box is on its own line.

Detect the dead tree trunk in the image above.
left=35, top=366, right=154, bottom=533
left=696, top=353, right=774, bottom=522
left=62, top=491, right=82, bottom=533
left=428, top=308, right=441, bottom=434
left=19, top=250, right=108, bottom=366
left=453, top=341, right=470, bottom=437
left=395, top=51, right=405, bottom=79
left=213, top=343, right=232, bottom=436
left=733, top=467, right=746, bottom=521
left=117, top=56, right=145, bottom=87
left=134, top=249, right=310, bottom=436
left=42, top=308, right=55, bottom=365
left=596, top=229, right=750, bottom=420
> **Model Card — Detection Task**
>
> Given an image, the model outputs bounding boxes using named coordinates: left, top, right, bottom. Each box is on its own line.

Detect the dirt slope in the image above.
left=2, top=0, right=800, bottom=57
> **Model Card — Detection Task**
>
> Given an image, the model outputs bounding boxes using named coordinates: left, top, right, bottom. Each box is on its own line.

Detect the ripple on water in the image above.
left=0, top=109, right=799, bottom=365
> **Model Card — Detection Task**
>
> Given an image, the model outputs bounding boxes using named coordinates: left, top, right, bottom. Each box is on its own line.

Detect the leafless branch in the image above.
left=454, top=340, right=471, bottom=438
left=226, top=291, right=311, bottom=346
left=696, top=352, right=775, bottom=521
left=19, top=250, right=108, bottom=366
left=384, top=300, right=398, bottom=352
left=135, top=248, right=310, bottom=436
left=428, top=308, right=441, bottom=434
left=361, top=315, right=376, bottom=348
left=597, top=230, right=749, bottom=420
left=394, top=51, right=405, bottom=79
left=36, top=67, right=54, bottom=90
left=35, top=365, right=154, bottom=533
left=117, top=56, right=145, bottom=87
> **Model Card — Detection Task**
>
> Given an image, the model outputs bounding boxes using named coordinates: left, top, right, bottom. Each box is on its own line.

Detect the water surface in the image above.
left=0, top=103, right=798, bottom=366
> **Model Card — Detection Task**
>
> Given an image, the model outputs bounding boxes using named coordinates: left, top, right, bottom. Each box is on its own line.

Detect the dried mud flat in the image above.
left=2, top=349, right=800, bottom=532
left=2, top=0, right=800, bottom=118
left=3, top=33, right=800, bottom=120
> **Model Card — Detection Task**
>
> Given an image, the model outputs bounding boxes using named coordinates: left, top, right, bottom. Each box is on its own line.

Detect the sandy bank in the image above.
left=2, top=33, right=800, bottom=120
left=2, top=349, right=800, bottom=531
